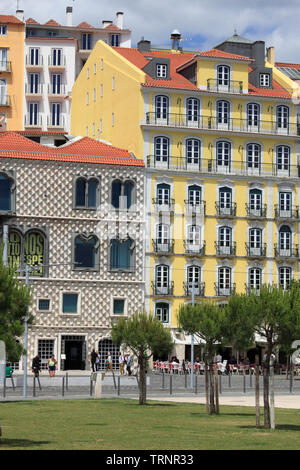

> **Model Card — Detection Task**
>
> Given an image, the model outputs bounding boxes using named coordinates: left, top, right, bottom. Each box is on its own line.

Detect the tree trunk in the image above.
left=138, top=354, right=147, bottom=405
left=214, top=355, right=219, bottom=414
left=209, top=356, right=216, bottom=414
left=263, top=345, right=272, bottom=429
left=270, top=355, right=275, bottom=430
left=255, top=354, right=260, bottom=428
left=205, top=358, right=209, bottom=414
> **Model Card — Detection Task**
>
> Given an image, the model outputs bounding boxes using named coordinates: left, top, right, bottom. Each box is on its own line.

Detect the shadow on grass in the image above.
left=239, top=424, right=300, bottom=431
left=0, top=439, right=50, bottom=448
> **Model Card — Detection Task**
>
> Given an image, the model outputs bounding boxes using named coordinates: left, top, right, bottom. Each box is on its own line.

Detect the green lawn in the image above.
left=0, top=398, right=300, bottom=450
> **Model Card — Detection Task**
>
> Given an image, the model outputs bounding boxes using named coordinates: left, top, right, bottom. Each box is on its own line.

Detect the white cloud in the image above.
left=2, top=0, right=300, bottom=62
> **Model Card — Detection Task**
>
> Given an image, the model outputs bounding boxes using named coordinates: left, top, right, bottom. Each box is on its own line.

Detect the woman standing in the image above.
left=47, top=355, right=57, bottom=377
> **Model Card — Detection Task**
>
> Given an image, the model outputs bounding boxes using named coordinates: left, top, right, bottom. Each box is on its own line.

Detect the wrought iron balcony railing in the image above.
left=152, top=239, right=174, bottom=254
left=215, top=242, right=236, bottom=256
left=184, top=282, right=205, bottom=297
left=207, top=78, right=243, bottom=94
left=245, top=243, right=267, bottom=257
left=0, top=61, right=11, bottom=72
left=143, top=112, right=299, bottom=136
left=274, top=244, right=299, bottom=258
left=245, top=284, right=261, bottom=296
left=152, top=281, right=174, bottom=296
left=245, top=203, right=267, bottom=218
left=184, top=240, right=206, bottom=255
left=184, top=200, right=206, bottom=216
left=215, top=202, right=237, bottom=217
left=215, top=283, right=236, bottom=297
left=152, top=197, right=175, bottom=213
left=274, top=205, right=300, bottom=219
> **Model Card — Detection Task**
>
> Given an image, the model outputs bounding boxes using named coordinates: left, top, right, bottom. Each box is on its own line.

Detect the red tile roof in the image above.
left=44, top=19, right=61, bottom=27
left=0, top=132, right=144, bottom=167
left=104, top=23, right=120, bottom=31
left=26, top=17, right=39, bottom=25
left=77, top=21, right=93, bottom=29
left=114, top=47, right=292, bottom=98
left=276, top=62, right=300, bottom=70
left=0, top=14, right=24, bottom=24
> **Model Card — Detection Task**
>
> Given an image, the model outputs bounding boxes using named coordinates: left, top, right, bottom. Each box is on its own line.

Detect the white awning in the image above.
left=171, top=331, right=205, bottom=345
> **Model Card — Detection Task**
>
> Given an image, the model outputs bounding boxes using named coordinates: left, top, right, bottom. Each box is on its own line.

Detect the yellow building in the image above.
left=71, top=32, right=300, bottom=360
left=0, top=14, right=25, bottom=130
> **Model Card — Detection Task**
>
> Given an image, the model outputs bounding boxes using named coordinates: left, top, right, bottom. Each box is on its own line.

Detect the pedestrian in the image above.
left=90, top=349, right=97, bottom=372
left=95, top=350, right=100, bottom=371
left=32, top=354, right=41, bottom=377
left=126, top=353, right=132, bottom=376
left=118, top=352, right=124, bottom=375
left=104, top=351, right=114, bottom=375
left=123, top=354, right=128, bottom=375
left=47, top=355, right=57, bottom=377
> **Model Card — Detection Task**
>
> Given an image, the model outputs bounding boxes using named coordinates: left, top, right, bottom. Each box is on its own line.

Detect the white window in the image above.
left=87, top=67, right=90, bottom=79
left=0, top=49, right=8, bottom=72
left=260, top=73, right=270, bottom=87
left=51, top=48, right=62, bottom=66
left=92, top=122, right=95, bottom=136
left=101, top=59, right=104, bottom=70
left=155, top=302, right=169, bottom=323
left=112, top=112, right=115, bottom=127
left=249, top=268, right=261, bottom=291
left=217, top=65, right=230, bottom=86
left=51, top=103, right=61, bottom=126
left=279, top=267, right=291, bottom=289
left=156, top=64, right=167, bottom=78
left=100, top=119, right=102, bottom=132
left=94, top=63, right=97, bottom=74
left=29, top=48, right=40, bottom=66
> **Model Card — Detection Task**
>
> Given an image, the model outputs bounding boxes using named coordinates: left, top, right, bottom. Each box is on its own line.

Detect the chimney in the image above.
left=102, top=20, right=113, bottom=28
left=116, top=12, right=124, bottom=29
left=171, top=29, right=181, bottom=51
left=16, top=9, right=24, bottom=22
left=267, top=46, right=275, bottom=66
left=137, top=38, right=151, bottom=53
left=66, top=6, right=73, bottom=27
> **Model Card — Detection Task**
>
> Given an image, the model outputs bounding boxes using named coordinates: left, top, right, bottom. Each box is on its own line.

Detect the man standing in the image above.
left=126, top=354, right=132, bottom=376
left=32, top=354, right=41, bottom=377
left=90, top=349, right=97, bottom=372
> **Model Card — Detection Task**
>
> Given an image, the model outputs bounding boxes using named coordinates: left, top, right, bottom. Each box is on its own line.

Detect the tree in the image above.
left=224, top=283, right=300, bottom=429
left=0, top=248, right=32, bottom=362
left=177, top=301, right=226, bottom=414
left=111, top=312, right=173, bottom=405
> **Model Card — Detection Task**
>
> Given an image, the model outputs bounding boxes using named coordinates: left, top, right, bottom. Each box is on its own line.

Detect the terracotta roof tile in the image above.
left=275, top=62, right=300, bottom=70
left=26, top=17, right=39, bottom=25
left=44, top=19, right=61, bottom=27
left=104, top=23, right=120, bottom=31
left=77, top=21, right=94, bottom=29
left=0, top=132, right=144, bottom=167
left=195, top=48, right=253, bottom=62
left=0, top=14, right=23, bottom=24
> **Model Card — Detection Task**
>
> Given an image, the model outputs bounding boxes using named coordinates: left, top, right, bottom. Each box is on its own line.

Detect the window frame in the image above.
left=73, top=176, right=100, bottom=210
left=73, top=233, right=100, bottom=271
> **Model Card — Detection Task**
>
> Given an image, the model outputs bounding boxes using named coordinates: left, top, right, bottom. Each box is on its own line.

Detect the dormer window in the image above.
left=156, top=64, right=167, bottom=79
left=259, top=73, right=270, bottom=87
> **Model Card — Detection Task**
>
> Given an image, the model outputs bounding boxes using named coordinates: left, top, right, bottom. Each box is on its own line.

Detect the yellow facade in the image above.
left=70, top=40, right=300, bottom=345
left=0, top=18, right=25, bottom=130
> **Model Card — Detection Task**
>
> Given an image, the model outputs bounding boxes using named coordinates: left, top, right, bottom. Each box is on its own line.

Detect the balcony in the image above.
left=24, top=114, right=42, bottom=128
left=48, top=54, right=66, bottom=70
left=274, top=205, right=300, bottom=220
left=0, top=95, right=11, bottom=107
left=25, top=83, right=43, bottom=99
left=184, top=282, right=205, bottom=297
left=215, top=242, right=236, bottom=257
left=245, top=284, right=261, bottom=296
left=146, top=155, right=300, bottom=179
left=143, top=112, right=300, bottom=137
left=152, top=197, right=175, bottom=214
left=274, top=244, right=299, bottom=259
left=152, top=239, right=174, bottom=254
left=245, top=203, right=267, bottom=218
left=47, top=115, right=65, bottom=129
left=152, top=281, right=174, bottom=296
left=245, top=243, right=267, bottom=258
left=185, top=200, right=206, bottom=216
left=207, top=78, right=244, bottom=94
left=215, top=202, right=237, bottom=217
left=47, top=84, right=66, bottom=100
left=25, top=55, right=43, bottom=69
left=0, top=61, right=11, bottom=72
left=215, top=283, right=236, bottom=297
left=184, top=240, right=206, bottom=255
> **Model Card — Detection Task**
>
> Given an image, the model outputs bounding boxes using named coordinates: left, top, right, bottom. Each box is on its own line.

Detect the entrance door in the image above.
left=64, top=341, right=83, bottom=370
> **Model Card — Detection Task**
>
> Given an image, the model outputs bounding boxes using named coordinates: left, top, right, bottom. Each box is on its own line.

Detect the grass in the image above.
left=0, top=398, right=300, bottom=450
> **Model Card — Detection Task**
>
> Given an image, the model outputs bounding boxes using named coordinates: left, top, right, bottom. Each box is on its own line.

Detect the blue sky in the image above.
left=3, top=0, right=300, bottom=63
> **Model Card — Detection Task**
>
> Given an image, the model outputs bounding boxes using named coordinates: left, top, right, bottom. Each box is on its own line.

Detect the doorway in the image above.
left=61, top=335, right=86, bottom=370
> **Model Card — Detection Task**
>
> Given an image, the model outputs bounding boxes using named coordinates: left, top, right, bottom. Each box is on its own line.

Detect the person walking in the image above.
left=95, top=350, right=100, bottom=371
left=126, top=353, right=132, bottom=376
left=32, top=354, right=41, bottom=377
left=90, top=349, right=97, bottom=372
left=47, top=355, right=57, bottom=378
left=118, top=352, right=124, bottom=375
left=104, top=351, right=114, bottom=375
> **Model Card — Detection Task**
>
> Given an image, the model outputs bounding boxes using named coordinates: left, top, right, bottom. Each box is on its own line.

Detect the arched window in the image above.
left=218, top=186, right=233, bottom=215
left=279, top=225, right=291, bottom=254
left=217, top=100, right=230, bottom=125
left=247, top=103, right=260, bottom=128
left=124, top=180, right=134, bottom=209
left=155, top=264, right=170, bottom=294
left=111, top=179, right=135, bottom=209
left=187, top=98, right=200, bottom=124
left=188, top=185, right=202, bottom=206
left=155, top=302, right=169, bottom=323
left=187, top=265, right=201, bottom=286
left=110, top=238, right=135, bottom=271
left=247, top=143, right=261, bottom=171
left=218, top=226, right=233, bottom=255
left=0, top=172, right=14, bottom=211
left=217, top=65, right=230, bottom=86
left=156, top=183, right=170, bottom=205
left=216, top=141, right=231, bottom=168
left=276, top=146, right=290, bottom=173
left=276, top=105, right=289, bottom=130
left=155, top=95, right=169, bottom=121
left=154, top=136, right=169, bottom=165
left=74, top=235, right=98, bottom=269
left=217, top=266, right=232, bottom=296
left=279, top=266, right=291, bottom=289
left=249, top=188, right=262, bottom=211
left=187, top=225, right=201, bottom=246
left=111, top=179, right=122, bottom=208
left=75, top=177, right=99, bottom=209
left=248, top=268, right=261, bottom=291
left=186, top=139, right=200, bottom=166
